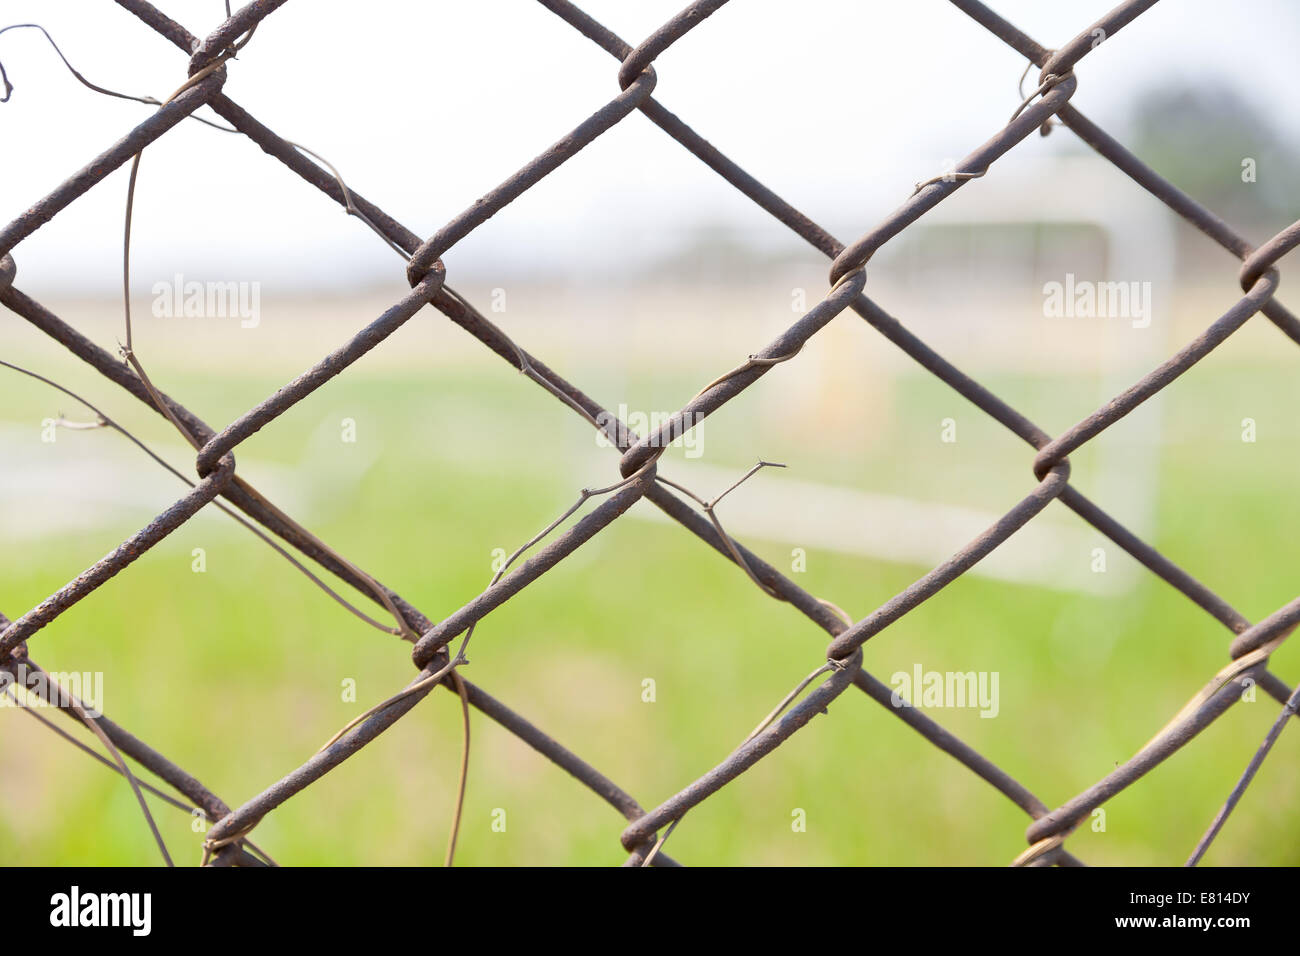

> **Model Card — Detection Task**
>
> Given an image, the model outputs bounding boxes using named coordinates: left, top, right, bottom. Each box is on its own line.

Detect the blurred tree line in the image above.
left=1130, top=85, right=1300, bottom=243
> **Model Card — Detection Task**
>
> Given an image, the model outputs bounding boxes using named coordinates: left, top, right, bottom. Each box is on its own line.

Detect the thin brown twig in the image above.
left=17, top=667, right=173, bottom=865
left=6, top=686, right=195, bottom=815
left=98, top=25, right=435, bottom=644
left=1010, top=834, right=1067, bottom=867
left=0, top=360, right=401, bottom=636
left=642, top=655, right=851, bottom=867
left=4, top=685, right=278, bottom=866
left=318, top=457, right=662, bottom=753
left=1018, top=57, right=1060, bottom=136
left=444, top=671, right=471, bottom=867
left=1187, top=678, right=1300, bottom=866
left=1141, top=630, right=1292, bottom=753
left=116, top=56, right=421, bottom=642
left=658, top=460, right=786, bottom=597
left=639, top=817, right=681, bottom=868
left=690, top=346, right=805, bottom=402
left=0, top=22, right=235, bottom=128
left=1008, top=66, right=1072, bottom=125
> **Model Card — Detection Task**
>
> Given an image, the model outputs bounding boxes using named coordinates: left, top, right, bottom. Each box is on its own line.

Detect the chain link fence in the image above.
left=2, top=0, right=1298, bottom=866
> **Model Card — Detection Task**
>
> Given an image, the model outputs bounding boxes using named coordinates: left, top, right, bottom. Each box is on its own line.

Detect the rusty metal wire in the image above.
left=2, top=0, right=1298, bottom=867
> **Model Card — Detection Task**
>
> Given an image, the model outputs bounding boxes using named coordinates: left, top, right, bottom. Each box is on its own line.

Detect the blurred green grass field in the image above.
left=2, top=295, right=1298, bottom=866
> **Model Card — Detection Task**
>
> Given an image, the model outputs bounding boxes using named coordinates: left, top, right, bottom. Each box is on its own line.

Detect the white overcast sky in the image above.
left=2, top=0, right=1298, bottom=291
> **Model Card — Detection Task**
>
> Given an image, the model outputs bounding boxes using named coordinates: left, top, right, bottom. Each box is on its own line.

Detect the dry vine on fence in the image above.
left=2, top=0, right=1298, bottom=867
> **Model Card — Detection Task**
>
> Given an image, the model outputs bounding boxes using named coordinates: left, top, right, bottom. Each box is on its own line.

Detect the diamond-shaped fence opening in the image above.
left=1, top=0, right=1297, bottom=867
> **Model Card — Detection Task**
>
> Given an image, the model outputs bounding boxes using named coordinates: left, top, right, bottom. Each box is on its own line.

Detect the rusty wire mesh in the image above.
left=2, top=0, right=1298, bottom=867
